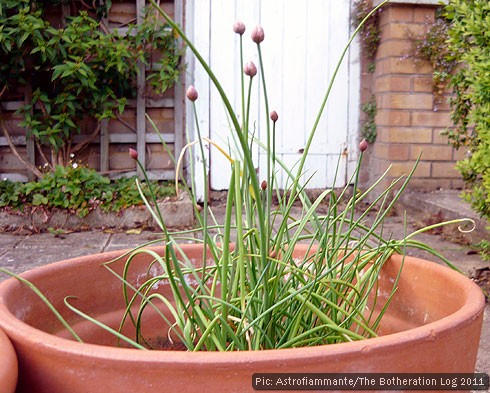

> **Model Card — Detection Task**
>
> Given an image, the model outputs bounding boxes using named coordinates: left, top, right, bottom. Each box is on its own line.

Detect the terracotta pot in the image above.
left=0, top=244, right=484, bottom=393
left=0, top=328, right=18, bottom=393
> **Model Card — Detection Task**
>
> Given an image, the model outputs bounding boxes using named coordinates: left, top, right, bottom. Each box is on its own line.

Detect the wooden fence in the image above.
left=0, top=0, right=185, bottom=182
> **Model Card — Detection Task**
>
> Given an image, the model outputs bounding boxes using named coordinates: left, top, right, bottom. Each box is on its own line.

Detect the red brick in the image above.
left=432, top=129, right=451, bottom=144
left=389, top=161, right=430, bottom=178
left=384, top=5, right=414, bottom=23
left=450, top=179, right=465, bottom=189
left=380, top=93, right=433, bottom=110
left=377, top=127, right=432, bottom=144
left=408, top=178, right=452, bottom=190
left=452, top=147, right=469, bottom=161
left=410, top=145, right=453, bottom=161
left=413, top=7, right=436, bottom=24
left=373, top=142, right=410, bottom=161
left=432, top=98, right=451, bottom=112
left=374, top=76, right=411, bottom=93
left=412, top=111, right=452, bottom=128
left=376, top=57, right=432, bottom=75
left=376, top=110, right=411, bottom=126
left=413, top=76, right=433, bottom=92
left=376, top=40, right=411, bottom=59
left=380, top=22, right=427, bottom=42
left=431, top=162, right=460, bottom=178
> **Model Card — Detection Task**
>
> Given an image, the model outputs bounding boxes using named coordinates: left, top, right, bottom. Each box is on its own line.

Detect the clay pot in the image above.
left=0, top=245, right=484, bottom=393
left=0, top=328, right=18, bottom=393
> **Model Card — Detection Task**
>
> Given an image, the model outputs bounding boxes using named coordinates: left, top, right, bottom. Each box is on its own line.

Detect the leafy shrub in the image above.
left=444, top=0, right=490, bottom=258
left=0, top=166, right=175, bottom=217
left=444, top=0, right=490, bottom=224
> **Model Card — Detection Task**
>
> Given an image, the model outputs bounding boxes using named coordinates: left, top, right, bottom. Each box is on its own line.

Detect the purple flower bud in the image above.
left=270, top=111, right=278, bottom=123
left=251, top=26, right=265, bottom=44
left=186, top=85, right=198, bottom=102
left=359, top=139, right=368, bottom=152
left=233, top=21, right=246, bottom=35
left=129, top=148, right=138, bottom=160
left=244, top=61, right=257, bottom=78
left=261, top=180, right=267, bottom=190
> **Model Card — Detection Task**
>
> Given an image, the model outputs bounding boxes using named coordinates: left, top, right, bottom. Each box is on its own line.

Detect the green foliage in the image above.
left=410, top=13, right=457, bottom=103
left=361, top=95, right=377, bottom=143
left=354, top=0, right=379, bottom=146
left=0, top=166, right=175, bottom=217
left=444, top=0, right=490, bottom=222
left=0, top=0, right=181, bottom=169
left=353, top=0, right=381, bottom=62
left=477, top=240, right=490, bottom=261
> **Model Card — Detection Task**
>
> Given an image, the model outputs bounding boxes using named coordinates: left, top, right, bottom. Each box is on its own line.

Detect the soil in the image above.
left=145, top=336, right=188, bottom=351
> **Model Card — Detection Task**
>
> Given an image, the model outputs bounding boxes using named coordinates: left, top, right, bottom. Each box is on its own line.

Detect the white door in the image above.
left=186, top=0, right=360, bottom=197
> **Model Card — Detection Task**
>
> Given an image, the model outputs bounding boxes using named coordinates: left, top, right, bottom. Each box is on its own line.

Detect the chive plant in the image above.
left=1, top=0, right=473, bottom=352
left=93, top=0, right=472, bottom=351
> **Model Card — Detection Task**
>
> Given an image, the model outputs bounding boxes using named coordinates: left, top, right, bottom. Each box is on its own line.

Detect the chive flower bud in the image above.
left=270, top=111, right=278, bottom=123
left=359, top=139, right=368, bottom=152
left=129, top=148, right=138, bottom=160
left=251, top=26, right=265, bottom=43
left=244, top=61, right=257, bottom=78
left=186, top=85, right=198, bottom=102
left=261, top=180, right=267, bottom=190
left=233, top=21, right=246, bottom=35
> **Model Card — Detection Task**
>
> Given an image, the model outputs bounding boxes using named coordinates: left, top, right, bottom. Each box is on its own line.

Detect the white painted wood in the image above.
left=185, top=0, right=211, bottom=200
left=190, top=0, right=359, bottom=193
left=173, top=0, right=185, bottom=187
left=347, top=16, right=362, bottom=183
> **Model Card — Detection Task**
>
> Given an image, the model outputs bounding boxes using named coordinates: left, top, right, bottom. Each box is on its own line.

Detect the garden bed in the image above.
left=0, top=192, right=194, bottom=233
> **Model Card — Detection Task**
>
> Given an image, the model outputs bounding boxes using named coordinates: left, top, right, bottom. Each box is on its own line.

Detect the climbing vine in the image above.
left=410, top=12, right=457, bottom=106
left=0, top=0, right=182, bottom=177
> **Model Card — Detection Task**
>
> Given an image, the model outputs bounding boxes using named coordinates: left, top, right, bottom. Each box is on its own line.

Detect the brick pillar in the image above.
left=364, top=1, right=464, bottom=192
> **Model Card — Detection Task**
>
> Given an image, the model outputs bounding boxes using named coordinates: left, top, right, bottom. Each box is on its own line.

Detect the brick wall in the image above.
left=362, top=1, right=464, bottom=192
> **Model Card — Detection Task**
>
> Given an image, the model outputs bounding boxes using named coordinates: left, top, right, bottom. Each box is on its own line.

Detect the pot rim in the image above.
left=0, top=248, right=485, bottom=365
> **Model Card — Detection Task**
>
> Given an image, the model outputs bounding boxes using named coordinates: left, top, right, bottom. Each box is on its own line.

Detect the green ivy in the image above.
left=353, top=0, right=381, bottom=64
left=410, top=12, right=457, bottom=104
left=0, top=166, right=176, bottom=218
left=0, top=0, right=182, bottom=171
left=444, top=0, right=490, bottom=223
left=361, top=95, right=377, bottom=143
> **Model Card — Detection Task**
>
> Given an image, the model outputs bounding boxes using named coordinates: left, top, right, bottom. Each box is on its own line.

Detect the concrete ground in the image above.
left=0, top=190, right=488, bottom=384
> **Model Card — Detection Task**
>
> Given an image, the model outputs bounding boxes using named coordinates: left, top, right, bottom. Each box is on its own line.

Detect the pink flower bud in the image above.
left=233, top=21, right=246, bottom=35
left=261, top=180, right=267, bottom=190
left=359, top=139, right=368, bottom=152
left=186, top=85, right=198, bottom=102
left=270, top=110, right=278, bottom=123
left=251, top=26, right=265, bottom=44
left=244, top=61, right=257, bottom=78
left=129, top=148, right=138, bottom=160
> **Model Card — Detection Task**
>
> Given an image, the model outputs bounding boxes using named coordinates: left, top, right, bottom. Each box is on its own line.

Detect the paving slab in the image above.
left=104, top=231, right=165, bottom=252
left=0, top=232, right=111, bottom=276
left=398, top=190, right=488, bottom=243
